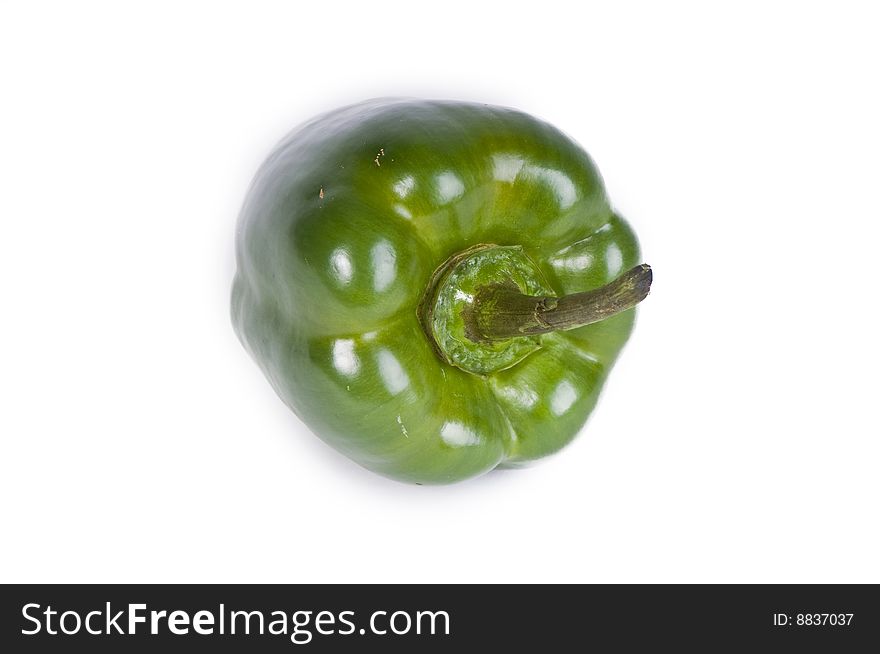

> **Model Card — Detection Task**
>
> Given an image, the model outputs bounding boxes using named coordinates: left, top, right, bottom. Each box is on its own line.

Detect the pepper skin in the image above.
left=232, top=99, right=647, bottom=484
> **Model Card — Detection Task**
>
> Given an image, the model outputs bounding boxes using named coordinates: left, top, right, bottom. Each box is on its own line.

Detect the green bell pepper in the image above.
left=232, top=98, right=651, bottom=484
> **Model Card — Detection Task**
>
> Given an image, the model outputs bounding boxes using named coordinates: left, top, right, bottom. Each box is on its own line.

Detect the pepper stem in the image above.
left=468, top=264, right=652, bottom=341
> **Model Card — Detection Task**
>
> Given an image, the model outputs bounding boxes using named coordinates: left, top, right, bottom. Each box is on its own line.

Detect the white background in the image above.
left=2, top=1, right=878, bottom=583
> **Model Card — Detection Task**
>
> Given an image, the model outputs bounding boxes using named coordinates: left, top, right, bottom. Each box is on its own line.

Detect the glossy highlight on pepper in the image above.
left=232, top=98, right=650, bottom=484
